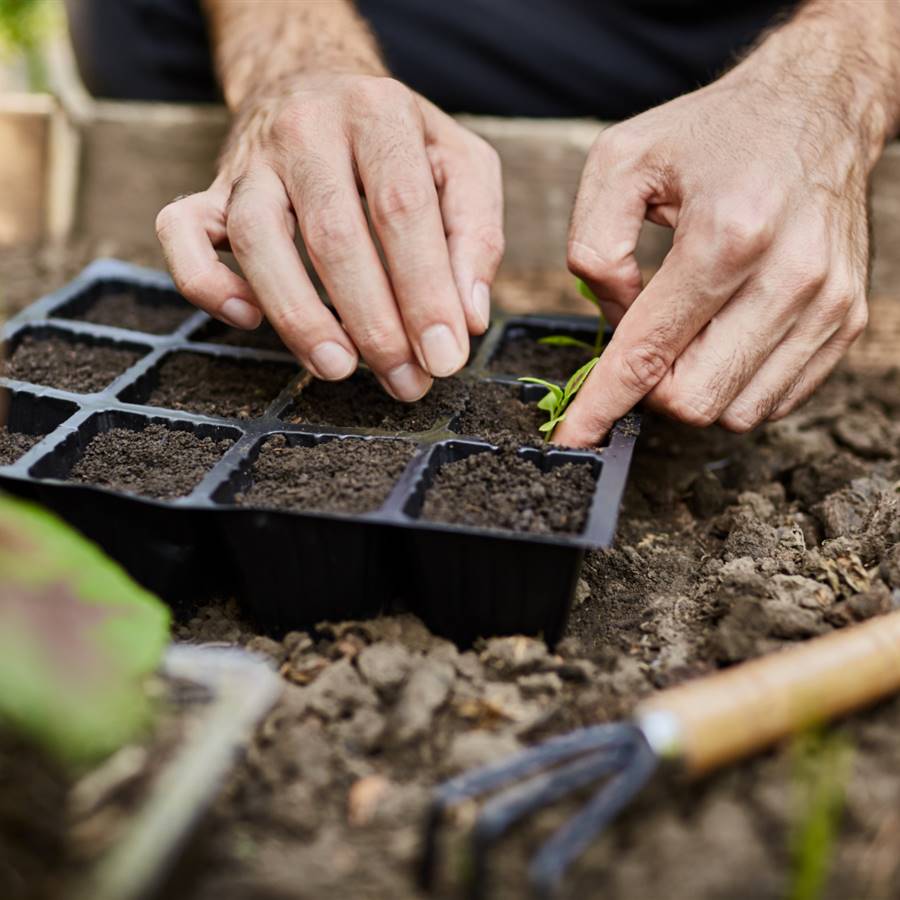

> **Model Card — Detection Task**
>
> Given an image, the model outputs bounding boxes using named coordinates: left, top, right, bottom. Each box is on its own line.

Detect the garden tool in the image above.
left=420, top=608, right=900, bottom=899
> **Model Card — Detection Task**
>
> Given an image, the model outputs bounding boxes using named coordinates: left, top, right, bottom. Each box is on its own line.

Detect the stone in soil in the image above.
left=194, top=319, right=287, bottom=352
left=61, top=290, right=191, bottom=335
left=421, top=448, right=595, bottom=534
left=4, top=334, right=142, bottom=393
left=236, top=435, right=415, bottom=514
left=146, top=352, right=295, bottom=419
left=0, top=428, right=40, bottom=465
left=282, top=370, right=465, bottom=432
left=69, top=424, right=233, bottom=499
left=488, top=333, right=593, bottom=381
left=452, top=380, right=544, bottom=444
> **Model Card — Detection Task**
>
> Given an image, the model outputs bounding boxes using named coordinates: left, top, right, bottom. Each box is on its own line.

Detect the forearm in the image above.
left=201, top=0, right=386, bottom=111
left=729, top=0, right=900, bottom=167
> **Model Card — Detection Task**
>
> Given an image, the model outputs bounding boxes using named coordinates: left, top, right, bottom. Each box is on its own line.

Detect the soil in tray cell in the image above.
left=0, top=428, right=39, bottom=465
left=193, top=319, right=288, bottom=353
left=146, top=353, right=295, bottom=420
left=237, top=435, right=415, bottom=514
left=488, top=332, right=593, bottom=381
left=3, top=334, right=143, bottom=393
left=283, top=370, right=466, bottom=432
left=421, top=448, right=595, bottom=535
left=61, top=290, right=191, bottom=335
left=452, top=381, right=544, bottom=444
left=69, top=424, right=234, bottom=500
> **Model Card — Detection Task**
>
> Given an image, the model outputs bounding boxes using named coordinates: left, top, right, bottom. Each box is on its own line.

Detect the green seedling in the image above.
left=788, top=729, right=853, bottom=900
left=538, top=278, right=607, bottom=355
left=519, top=356, right=600, bottom=440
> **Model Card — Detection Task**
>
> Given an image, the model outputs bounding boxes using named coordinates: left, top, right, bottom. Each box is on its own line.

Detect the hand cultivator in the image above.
left=422, top=609, right=900, bottom=898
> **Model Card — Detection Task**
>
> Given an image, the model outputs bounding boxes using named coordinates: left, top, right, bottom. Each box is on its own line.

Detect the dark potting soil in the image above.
left=488, top=334, right=592, bottom=381
left=195, top=320, right=287, bottom=353
left=237, top=435, right=415, bottom=514
left=452, top=380, right=545, bottom=444
left=3, top=334, right=143, bottom=393
left=0, top=428, right=39, bottom=466
left=62, top=290, right=191, bottom=335
left=69, top=424, right=233, bottom=499
left=422, top=449, right=595, bottom=534
left=283, top=370, right=466, bottom=432
left=146, top=353, right=295, bottom=420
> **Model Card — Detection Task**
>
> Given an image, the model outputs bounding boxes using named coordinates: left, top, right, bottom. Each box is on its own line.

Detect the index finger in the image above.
left=552, top=233, right=753, bottom=447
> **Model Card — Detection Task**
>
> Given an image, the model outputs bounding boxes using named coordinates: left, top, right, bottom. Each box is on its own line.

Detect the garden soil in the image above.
left=63, top=290, right=191, bottom=335
left=2, top=245, right=899, bottom=899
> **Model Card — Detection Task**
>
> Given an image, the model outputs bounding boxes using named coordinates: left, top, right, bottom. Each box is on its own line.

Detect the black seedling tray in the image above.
left=0, top=259, right=639, bottom=646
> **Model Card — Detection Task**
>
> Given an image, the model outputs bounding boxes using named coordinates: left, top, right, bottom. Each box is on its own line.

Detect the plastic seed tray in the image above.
left=0, top=259, right=639, bottom=646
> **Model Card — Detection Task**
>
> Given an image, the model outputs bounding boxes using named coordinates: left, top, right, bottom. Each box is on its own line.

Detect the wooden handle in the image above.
left=635, top=609, right=900, bottom=776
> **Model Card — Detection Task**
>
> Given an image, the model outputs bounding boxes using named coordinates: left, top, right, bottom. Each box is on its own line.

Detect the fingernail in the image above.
left=310, top=341, right=356, bottom=380
left=420, top=324, right=464, bottom=377
left=220, top=297, right=262, bottom=330
left=471, top=280, right=491, bottom=332
left=384, top=362, right=432, bottom=402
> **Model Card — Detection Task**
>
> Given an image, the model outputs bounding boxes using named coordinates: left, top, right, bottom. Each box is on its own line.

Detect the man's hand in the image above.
left=156, top=2, right=503, bottom=402
left=556, top=0, right=900, bottom=447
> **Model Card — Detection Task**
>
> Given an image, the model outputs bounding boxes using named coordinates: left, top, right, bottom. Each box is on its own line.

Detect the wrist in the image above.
left=726, top=0, right=900, bottom=170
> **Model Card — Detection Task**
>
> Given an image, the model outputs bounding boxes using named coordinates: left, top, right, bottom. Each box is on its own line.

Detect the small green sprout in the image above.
left=519, top=356, right=600, bottom=440
left=538, top=279, right=607, bottom=356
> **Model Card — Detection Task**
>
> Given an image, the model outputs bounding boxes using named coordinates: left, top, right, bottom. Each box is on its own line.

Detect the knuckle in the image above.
left=616, top=343, right=671, bottom=395
left=665, top=393, right=721, bottom=429
left=227, top=204, right=274, bottom=254
left=845, top=300, right=869, bottom=339
left=155, top=202, right=182, bottom=241
left=710, top=201, right=774, bottom=266
left=591, top=124, right=634, bottom=164
left=474, top=224, right=506, bottom=265
left=351, top=76, right=413, bottom=112
left=369, top=179, right=433, bottom=225
left=719, top=408, right=758, bottom=433
left=176, top=267, right=216, bottom=303
left=301, top=207, right=359, bottom=261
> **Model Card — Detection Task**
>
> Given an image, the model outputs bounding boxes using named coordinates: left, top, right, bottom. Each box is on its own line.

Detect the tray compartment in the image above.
left=51, top=278, right=193, bottom=335
left=211, top=432, right=413, bottom=631
left=26, top=411, right=243, bottom=608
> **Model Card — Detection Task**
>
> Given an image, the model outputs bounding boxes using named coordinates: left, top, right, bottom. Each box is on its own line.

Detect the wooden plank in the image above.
left=0, top=94, right=54, bottom=246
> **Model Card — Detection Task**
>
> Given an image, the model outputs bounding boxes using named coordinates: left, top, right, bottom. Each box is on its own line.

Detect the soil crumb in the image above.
left=146, top=353, right=295, bottom=419
left=237, top=435, right=415, bottom=514
left=3, top=334, right=143, bottom=393
left=62, top=290, right=191, bottom=335
left=453, top=381, right=544, bottom=444
left=283, top=371, right=465, bottom=432
left=422, top=448, right=595, bottom=534
left=0, top=428, right=40, bottom=466
left=193, top=319, right=287, bottom=353
left=488, top=333, right=592, bottom=381
left=69, top=424, right=233, bottom=499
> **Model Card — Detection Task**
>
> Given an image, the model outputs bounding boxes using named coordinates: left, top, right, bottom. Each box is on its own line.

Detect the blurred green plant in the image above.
left=0, top=494, right=171, bottom=765
left=0, top=0, right=61, bottom=91
left=519, top=355, right=600, bottom=440
left=787, top=730, right=853, bottom=900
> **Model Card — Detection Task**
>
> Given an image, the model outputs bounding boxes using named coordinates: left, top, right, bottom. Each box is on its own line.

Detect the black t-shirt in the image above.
left=65, top=0, right=795, bottom=117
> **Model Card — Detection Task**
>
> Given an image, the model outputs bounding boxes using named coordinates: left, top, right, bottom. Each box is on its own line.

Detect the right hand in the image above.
left=156, top=74, right=504, bottom=401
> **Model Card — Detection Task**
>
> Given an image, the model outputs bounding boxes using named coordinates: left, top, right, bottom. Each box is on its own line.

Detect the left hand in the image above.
left=554, top=14, right=888, bottom=447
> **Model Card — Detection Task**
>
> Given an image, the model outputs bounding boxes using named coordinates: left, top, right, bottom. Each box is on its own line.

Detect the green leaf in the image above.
left=0, top=495, right=171, bottom=764
left=537, top=392, right=559, bottom=413
left=576, top=278, right=600, bottom=306
left=537, top=335, right=595, bottom=351
left=563, top=356, right=601, bottom=402
left=518, top=376, right=559, bottom=391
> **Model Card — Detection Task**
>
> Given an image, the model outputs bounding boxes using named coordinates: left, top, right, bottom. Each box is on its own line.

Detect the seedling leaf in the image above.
left=537, top=335, right=595, bottom=351
left=563, top=356, right=601, bottom=400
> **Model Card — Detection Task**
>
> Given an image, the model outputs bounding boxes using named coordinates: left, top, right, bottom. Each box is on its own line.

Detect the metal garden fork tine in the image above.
left=419, top=724, right=625, bottom=891
left=528, top=726, right=658, bottom=899
left=467, top=738, right=633, bottom=900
